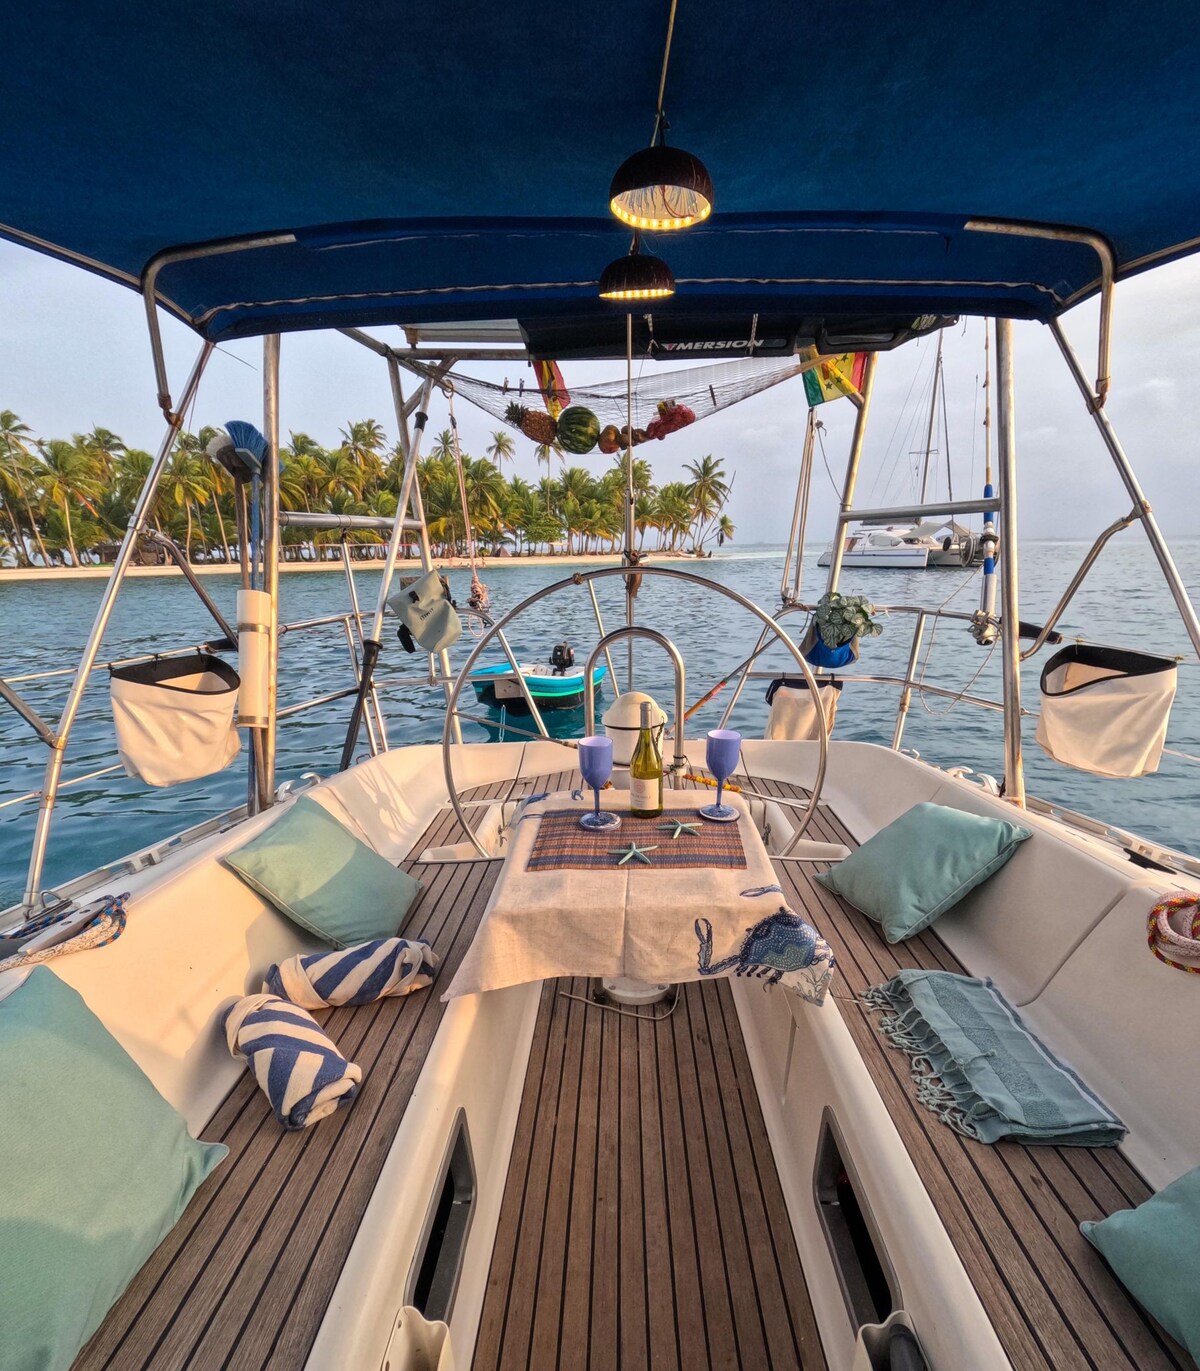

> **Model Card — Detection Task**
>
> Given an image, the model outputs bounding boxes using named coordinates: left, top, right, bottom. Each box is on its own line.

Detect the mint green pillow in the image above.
left=222, top=795, right=421, bottom=948
left=0, top=967, right=226, bottom=1369
left=1082, top=1167, right=1200, bottom=1361
left=815, top=801, right=1031, bottom=943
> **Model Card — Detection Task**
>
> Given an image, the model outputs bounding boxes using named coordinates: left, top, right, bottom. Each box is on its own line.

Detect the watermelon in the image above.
left=556, top=406, right=600, bottom=455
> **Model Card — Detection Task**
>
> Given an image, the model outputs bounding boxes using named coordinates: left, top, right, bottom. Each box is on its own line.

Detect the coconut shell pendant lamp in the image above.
left=609, top=143, right=713, bottom=231
left=598, top=235, right=676, bottom=301
left=598, top=0, right=712, bottom=300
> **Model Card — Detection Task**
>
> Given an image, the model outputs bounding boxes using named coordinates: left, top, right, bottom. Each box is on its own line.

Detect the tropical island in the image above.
left=0, top=411, right=734, bottom=570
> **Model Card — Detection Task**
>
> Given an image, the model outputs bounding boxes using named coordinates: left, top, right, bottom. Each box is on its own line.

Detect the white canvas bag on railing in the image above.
left=764, top=676, right=842, bottom=741
left=1036, top=644, right=1177, bottom=778
left=109, top=653, right=241, bottom=787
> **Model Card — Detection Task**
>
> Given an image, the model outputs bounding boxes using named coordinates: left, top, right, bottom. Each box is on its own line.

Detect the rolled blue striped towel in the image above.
left=222, top=993, right=362, bottom=1130
left=262, top=937, right=438, bottom=1010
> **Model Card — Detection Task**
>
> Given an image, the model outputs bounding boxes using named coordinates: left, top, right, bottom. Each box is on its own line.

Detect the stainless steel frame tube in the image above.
left=259, top=335, right=281, bottom=810
left=583, top=626, right=687, bottom=774
left=1051, top=318, right=1200, bottom=660
left=995, top=318, right=1025, bottom=807
left=824, top=351, right=878, bottom=594
left=22, top=341, right=214, bottom=906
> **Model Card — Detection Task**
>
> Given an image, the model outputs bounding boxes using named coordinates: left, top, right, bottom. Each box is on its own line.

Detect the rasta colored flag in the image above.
left=535, top=359, right=570, bottom=418
left=799, top=348, right=868, bottom=406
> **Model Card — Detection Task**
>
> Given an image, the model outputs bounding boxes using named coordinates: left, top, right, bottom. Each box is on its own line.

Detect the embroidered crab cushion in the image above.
left=815, top=801, right=1030, bottom=943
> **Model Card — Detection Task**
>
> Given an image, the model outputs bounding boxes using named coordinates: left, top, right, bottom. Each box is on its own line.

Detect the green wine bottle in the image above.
left=629, top=701, right=664, bottom=818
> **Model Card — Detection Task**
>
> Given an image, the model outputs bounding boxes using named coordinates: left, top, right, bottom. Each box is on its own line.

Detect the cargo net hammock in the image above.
left=403, top=350, right=852, bottom=453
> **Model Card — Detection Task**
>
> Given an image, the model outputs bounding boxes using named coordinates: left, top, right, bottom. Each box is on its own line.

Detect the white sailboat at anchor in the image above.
left=820, top=331, right=988, bottom=570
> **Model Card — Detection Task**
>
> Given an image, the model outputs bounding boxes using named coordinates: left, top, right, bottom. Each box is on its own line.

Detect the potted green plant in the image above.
left=802, top=591, right=884, bottom=668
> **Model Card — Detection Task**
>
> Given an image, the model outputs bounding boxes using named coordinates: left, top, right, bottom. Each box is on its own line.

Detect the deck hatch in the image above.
left=406, top=1108, right=476, bottom=1323
left=813, top=1108, right=899, bottom=1329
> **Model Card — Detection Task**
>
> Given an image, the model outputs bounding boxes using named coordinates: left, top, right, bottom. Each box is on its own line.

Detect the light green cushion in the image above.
left=0, top=967, right=226, bottom=1370
left=815, top=801, right=1031, bottom=943
left=1082, top=1166, right=1200, bottom=1361
left=222, top=795, right=421, bottom=948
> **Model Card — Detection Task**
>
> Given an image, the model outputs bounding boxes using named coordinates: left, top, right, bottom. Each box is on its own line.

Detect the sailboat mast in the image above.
left=918, top=331, right=944, bottom=503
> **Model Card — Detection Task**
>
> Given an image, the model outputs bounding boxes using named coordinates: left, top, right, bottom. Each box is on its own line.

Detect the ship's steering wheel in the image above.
left=440, top=565, right=830, bottom=858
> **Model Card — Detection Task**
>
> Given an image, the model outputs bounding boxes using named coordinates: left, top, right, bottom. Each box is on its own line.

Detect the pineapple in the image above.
left=505, top=401, right=558, bottom=446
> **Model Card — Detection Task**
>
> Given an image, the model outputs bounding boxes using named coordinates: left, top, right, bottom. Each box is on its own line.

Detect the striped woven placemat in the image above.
left=526, top=808, right=747, bottom=871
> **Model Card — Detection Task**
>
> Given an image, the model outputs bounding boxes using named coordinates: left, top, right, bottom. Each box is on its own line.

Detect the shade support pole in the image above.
left=995, top=317, right=1025, bottom=808
left=386, top=357, right=462, bottom=745
left=824, top=351, right=878, bottom=595
left=624, top=311, right=637, bottom=691
left=1050, top=318, right=1200, bottom=661
left=22, top=341, right=214, bottom=908
left=340, top=372, right=435, bottom=770
left=257, top=334, right=281, bottom=811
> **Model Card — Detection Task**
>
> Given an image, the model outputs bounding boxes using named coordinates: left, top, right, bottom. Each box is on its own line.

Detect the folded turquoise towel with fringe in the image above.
left=863, top=970, right=1125, bottom=1146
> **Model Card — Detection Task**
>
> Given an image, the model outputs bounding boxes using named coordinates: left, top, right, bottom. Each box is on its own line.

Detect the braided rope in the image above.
left=1146, top=893, right=1200, bottom=975
left=0, top=892, right=129, bottom=975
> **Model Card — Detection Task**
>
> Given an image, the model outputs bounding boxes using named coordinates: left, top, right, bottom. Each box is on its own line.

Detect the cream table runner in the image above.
left=443, top=790, right=834, bottom=1004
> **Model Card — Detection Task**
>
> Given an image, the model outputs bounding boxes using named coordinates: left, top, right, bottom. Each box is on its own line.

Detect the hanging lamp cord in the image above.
left=651, top=0, right=679, bottom=145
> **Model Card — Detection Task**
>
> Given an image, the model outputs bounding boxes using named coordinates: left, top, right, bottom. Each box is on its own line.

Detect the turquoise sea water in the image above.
left=2, top=541, right=1197, bottom=906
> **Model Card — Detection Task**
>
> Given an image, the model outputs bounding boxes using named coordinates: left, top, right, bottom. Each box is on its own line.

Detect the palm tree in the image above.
left=339, top=419, right=386, bottom=488
left=462, top=458, right=507, bottom=544
left=534, top=443, right=563, bottom=507
left=115, top=450, right=164, bottom=535
left=79, top=426, right=126, bottom=482
left=1, top=410, right=49, bottom=565
left=162, top=444, right=212, bottom=560
left=315, top=449, right=365, bottom=501
left=428, top=428, right=458, bottom=463
left=0, top=406, right=737, bottom=566
left=37, top=438, right=97, bottom=565
left=685, top=454, right=730, bottom=549
left=486, top=430, right=515, bottom=469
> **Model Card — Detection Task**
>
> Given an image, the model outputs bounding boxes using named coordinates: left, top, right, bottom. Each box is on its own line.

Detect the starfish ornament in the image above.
left=659, top=818, right=701, bottom=839
left=610, top=842, right=659, bottom=866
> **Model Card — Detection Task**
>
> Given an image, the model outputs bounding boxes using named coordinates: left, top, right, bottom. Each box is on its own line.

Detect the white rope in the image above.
left=444, top=386, right=490, bottom=621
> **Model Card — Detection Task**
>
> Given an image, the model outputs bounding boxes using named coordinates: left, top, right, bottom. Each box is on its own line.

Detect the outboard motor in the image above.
left=550, top=641, right=574, bottom=676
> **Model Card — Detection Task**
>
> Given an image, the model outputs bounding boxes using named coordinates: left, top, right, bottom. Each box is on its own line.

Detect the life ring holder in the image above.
left=440, top=565, right=830, bottom=859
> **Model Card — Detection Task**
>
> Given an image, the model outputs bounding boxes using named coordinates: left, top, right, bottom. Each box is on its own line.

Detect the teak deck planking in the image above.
left=471, top=983, right=829, bottom=1371
left=77, top=767, right=1186, bottom=1371
left=748, top=775, right=1189, bottom=1371
left=473, top=773, right=828, bottom=1371
left=74, top=774, right=571, bottom=1371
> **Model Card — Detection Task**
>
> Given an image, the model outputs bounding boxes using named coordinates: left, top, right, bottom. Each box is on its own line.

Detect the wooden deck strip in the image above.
left=473, top=976, right=829, bottom=1370
left=755, top=776, right=1190, bottom=1371
left=76, top=786, right=510, bottom=1371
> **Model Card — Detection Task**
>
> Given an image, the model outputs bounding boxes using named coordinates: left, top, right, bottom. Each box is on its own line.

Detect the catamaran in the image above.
left=2, top=4, right=1199, bottom=1370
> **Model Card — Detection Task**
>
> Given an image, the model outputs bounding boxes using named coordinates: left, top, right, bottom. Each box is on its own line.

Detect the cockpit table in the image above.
left=443, top=789, right=834, bottom=1004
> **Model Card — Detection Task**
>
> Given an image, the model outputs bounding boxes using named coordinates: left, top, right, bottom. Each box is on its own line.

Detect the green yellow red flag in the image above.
left=799, top=348, right=867, bottom=406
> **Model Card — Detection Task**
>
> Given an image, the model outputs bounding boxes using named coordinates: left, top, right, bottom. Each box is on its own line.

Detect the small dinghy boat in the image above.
left=469, top=659, right=607, bottom=712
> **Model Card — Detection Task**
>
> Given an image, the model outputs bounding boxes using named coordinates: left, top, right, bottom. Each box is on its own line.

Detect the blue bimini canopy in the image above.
left=4, top=2, right=1200, bottom=348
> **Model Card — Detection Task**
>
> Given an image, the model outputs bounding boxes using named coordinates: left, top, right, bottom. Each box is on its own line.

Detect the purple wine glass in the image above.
left=700, top=728, right=742, bottom=822
left=578, top=735, right=620, bottom=831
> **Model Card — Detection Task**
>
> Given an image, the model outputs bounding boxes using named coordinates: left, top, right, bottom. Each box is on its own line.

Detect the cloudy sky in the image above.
left=1, top=239, right=1196, bottom=542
